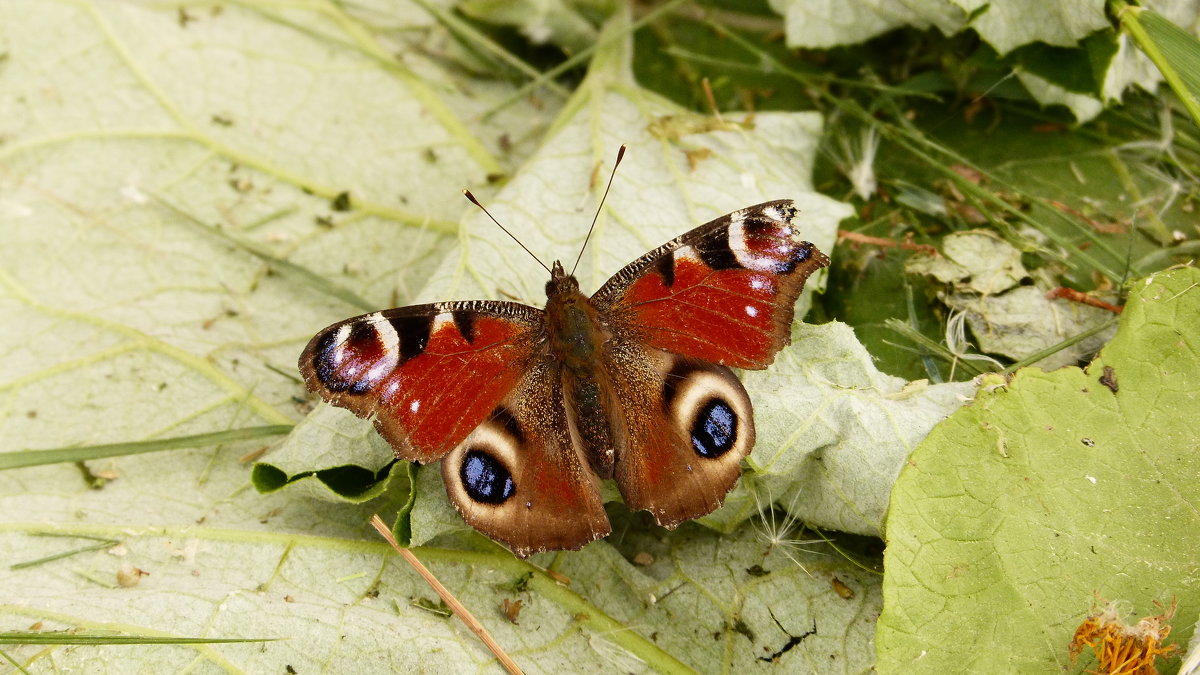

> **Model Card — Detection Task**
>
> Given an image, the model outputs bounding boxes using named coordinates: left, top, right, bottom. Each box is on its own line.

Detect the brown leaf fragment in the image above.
left=1099, top=366, right=1119, bottom=393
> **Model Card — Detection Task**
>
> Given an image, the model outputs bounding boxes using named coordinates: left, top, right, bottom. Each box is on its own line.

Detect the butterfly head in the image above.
left=545, top=260, right=580, bottom=298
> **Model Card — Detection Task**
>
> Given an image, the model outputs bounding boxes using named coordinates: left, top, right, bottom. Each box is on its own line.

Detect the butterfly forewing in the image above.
left=299, top=302, right=545, bottom=463
left=593, top=200, right=829, bottom=369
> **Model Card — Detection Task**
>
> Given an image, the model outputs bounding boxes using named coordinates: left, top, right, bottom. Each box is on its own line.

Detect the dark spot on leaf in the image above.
left=759, top=617, right=817, bottom=663
left=1099, top=365, right=1118, bottom=393
left=746, top=565, right=768, bottom=577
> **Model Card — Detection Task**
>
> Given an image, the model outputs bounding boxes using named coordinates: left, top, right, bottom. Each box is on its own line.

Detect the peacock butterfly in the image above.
left=298, top=149, right=829, bottom=557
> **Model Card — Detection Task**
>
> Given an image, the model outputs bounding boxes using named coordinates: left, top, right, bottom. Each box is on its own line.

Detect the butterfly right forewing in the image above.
left=593, top=200, right=829, bottom=370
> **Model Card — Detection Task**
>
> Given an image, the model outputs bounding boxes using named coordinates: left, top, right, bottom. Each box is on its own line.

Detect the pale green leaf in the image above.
left=266, top=404, right=394, bottom=482
left=944, top=287, right=1116, bottom=370
left=766, top=0, right=965, bottom=50
left=905, top=231, right=1028, bottom=296
left=1014, top=68, right=1107, bottom=121
left=767, top=0, right=1110, bottom=55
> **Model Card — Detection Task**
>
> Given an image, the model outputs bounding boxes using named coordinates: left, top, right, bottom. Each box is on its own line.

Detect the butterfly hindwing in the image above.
left=604, top=342, right=755, bottom=528
left=441, top=358, right=611, bottom=556
left=299, top=302, right=544, bottom=463
left=593, top=200, right=829, bottom=370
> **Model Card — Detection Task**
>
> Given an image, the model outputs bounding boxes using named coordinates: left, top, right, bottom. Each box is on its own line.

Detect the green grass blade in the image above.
left=2, top=425, right=294, bottom=470
left=1114, top=1, right=1200, bottom=125
left=0, top=632, right=277, bottom=645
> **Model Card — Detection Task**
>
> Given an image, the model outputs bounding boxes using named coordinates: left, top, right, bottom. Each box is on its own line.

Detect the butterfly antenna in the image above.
left=570, top=144, right=626, bottom=277
left=463, top=189, right=552, bottom=275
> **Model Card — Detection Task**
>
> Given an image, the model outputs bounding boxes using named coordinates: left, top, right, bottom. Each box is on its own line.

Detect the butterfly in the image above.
left=299, top=167, right=828, bottom=557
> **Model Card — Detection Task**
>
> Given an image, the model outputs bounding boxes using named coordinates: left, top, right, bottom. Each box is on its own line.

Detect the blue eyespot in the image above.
left=691, top=399, right=737, bottom=458
left=460, top=449, right=515, bottom=504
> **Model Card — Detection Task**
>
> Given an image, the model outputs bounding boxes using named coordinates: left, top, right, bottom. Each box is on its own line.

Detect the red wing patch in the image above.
left=593, top=200, right=829, bottom=369
left=299, top=302, right=545, bottom=463
left=618, top=258, right=789, bottom=368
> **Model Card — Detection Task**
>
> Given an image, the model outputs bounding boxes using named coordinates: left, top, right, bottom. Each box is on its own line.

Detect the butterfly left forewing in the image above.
left=302, top=301, right=611, bottom=557
left=299, top=302, right=543, bottom=463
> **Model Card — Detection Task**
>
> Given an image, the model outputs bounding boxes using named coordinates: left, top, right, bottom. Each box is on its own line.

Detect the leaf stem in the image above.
left=372, top=516, right=524, bottom=675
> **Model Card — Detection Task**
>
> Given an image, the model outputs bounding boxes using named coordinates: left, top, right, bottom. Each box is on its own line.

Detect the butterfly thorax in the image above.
left=543, top=261, right=617, bottom=477
left=543, top=262, right=603, bottom=372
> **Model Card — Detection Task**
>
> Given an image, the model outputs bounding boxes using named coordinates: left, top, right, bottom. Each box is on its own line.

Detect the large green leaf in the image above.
left=877, top=266, right=1200, bottom=673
